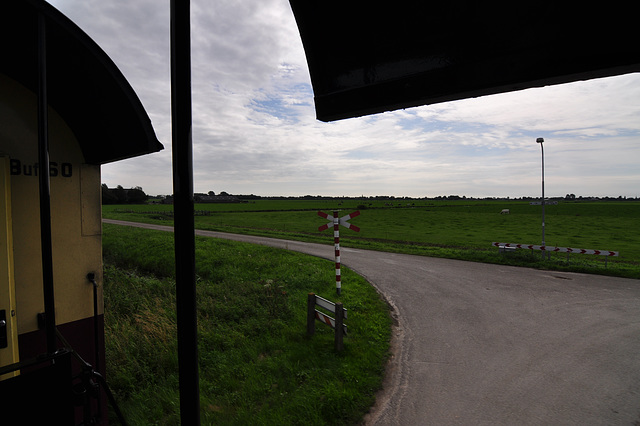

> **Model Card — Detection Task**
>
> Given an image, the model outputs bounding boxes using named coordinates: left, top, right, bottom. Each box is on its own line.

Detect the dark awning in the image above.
left=0, top=0, right=163, bottom=164
left=289, top=1, right=640, bottom=122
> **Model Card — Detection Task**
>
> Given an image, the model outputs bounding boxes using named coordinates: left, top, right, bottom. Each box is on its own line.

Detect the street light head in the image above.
left=536, top=137, right=544, bottom=143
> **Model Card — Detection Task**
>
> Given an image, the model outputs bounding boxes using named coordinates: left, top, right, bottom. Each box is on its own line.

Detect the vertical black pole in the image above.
left=541, top=142, right=546, bottom=260
left=170, top=1, right=200, bottom=424
left=37, top=12, right=57, bottom=355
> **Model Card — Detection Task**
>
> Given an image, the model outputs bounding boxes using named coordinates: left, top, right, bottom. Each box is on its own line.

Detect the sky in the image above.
left=47, top=0, right=640, bottom=199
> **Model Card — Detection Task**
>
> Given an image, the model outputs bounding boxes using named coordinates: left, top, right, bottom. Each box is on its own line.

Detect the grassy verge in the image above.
left=103, top=223, right=392, bottom=425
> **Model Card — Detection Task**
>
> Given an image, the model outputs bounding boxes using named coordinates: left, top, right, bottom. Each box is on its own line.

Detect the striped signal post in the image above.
left=318, top=210, right=360, bottom=295
left=332, top=211, right=341, bottom=296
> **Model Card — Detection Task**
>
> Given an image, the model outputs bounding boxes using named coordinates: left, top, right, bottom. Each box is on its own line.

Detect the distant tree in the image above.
left=114, top=185, right=127, bottom=203
left=208, top=190, right=215, bottom=196
left=101, top=184, right=118, bottom=204
left=127, top=186, right=148, bottom=203
left=101, top=184, right=147, bottom=204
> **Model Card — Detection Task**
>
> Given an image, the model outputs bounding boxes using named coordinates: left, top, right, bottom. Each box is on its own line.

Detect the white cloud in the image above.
left=47, top=1, right=640, bottom=198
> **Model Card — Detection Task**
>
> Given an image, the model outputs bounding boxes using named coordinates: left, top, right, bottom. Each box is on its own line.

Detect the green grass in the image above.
left=103, top=199, right=640, bottom=279
left=103, top=224, right=392, bottom=425
left=101, top=199, right=638, bottom=422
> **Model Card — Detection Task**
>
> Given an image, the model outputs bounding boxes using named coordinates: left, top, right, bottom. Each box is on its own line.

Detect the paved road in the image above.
left=105, top=219, right=640, bottom=425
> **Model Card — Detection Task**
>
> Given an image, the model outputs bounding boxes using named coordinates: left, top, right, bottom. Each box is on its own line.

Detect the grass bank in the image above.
left=103, top=223, right=392, bottom=425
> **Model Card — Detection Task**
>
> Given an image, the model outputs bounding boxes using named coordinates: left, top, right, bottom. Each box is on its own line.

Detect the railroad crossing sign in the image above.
left=317, top=210, right=360, bottom=295
left=317, top=210, right=361, bottom=232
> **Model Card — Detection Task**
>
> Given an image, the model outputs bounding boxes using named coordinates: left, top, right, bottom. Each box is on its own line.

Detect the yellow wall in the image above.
left=0, top=73, right=103, bottom=338
left=0, top=156, right=19, bottom=378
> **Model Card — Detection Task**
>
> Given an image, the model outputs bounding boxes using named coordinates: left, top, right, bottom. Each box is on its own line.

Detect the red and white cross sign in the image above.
left=317, top=210, right=361, bottom=232
left=317, top=210, right=360, bottom=295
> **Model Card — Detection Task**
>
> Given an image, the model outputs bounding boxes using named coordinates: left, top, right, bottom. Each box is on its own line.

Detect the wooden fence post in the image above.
left=307, top=293, right=316, bottom=336
left=334, top=302, right=344, bottom=352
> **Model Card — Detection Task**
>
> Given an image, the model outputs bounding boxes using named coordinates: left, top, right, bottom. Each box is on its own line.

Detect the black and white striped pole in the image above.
left=332, top=211, right=341, bottom=295
left=318, top=210, right=360, bottom=295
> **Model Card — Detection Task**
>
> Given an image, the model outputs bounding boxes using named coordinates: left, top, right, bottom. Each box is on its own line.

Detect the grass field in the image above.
left=101, top=198, right=637, bottom=422
left=103, top=224, right=392, bottom=425
left=103, top=199, right=640, bottom=279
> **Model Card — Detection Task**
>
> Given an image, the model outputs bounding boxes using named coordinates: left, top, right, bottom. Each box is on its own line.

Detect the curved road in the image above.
left=105, top=219, right=640, bottom=425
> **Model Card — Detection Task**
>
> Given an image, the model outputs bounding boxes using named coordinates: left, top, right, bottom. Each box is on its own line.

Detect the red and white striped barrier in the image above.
left=314, top=310, right=348, bottom=334
left=492, top=242, right=618, bottom=256
left=318, top=210, right=360, bottom=295
left=307, top=293, right=347, bottom=351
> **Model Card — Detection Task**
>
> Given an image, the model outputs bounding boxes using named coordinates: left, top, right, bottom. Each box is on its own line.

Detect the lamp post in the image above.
left=536, top=137, right=545, bottom=259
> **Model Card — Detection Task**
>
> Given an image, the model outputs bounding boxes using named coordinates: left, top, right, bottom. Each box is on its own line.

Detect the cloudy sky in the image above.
left=48, top=0, right=639, bottom=198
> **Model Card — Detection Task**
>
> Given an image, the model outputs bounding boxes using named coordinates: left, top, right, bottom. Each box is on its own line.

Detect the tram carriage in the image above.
left=2, top=0, right=639, bottom=424
left=0, top=1, right=162, bottom=423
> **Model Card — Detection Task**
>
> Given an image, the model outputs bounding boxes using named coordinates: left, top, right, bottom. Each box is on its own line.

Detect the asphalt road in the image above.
left=104, top=219, right=640, bottom=425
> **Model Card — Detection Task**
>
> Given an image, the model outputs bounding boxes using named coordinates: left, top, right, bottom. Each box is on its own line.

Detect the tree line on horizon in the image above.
left=101, top=184, right=148, bottom=204
left=101, top=184, right=638, bottom=204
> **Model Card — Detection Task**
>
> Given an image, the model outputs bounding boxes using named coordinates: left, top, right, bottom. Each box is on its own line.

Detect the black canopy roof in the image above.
left=1, top=0, right=163, bottom=164
left=289, top=1, right=640, bottom=122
